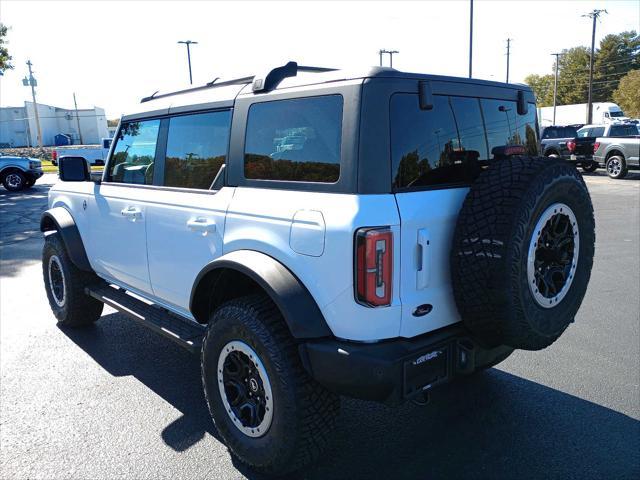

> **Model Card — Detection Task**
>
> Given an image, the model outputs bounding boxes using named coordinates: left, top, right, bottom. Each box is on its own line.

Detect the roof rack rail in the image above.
left=140, top=76, right=254, bottom=103
left=140, top=61, right=338, bottom=103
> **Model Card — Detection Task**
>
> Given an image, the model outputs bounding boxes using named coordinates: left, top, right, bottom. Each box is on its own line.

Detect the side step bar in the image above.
left=86, top=284, right=205, bottom=354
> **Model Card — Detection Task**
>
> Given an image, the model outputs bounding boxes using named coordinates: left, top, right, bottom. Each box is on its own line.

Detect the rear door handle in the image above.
left=187, top=217, right=216, bottom=234
left=121, top=206, right=142, bottom=221
left=417, top=228, right=430, bottom=290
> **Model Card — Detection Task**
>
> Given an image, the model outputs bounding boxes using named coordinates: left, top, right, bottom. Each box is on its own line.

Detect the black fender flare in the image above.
left=40, top=207, right=92, bottom=271
left=190, top=250, right=333, bottom=339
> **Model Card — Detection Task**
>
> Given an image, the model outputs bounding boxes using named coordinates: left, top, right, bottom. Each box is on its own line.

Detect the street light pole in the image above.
left=178, top=40, right=198, bottom=84
left=469, top=0, right=474, bottom=78
left=583, top=9, right=607, bottom=124
left=73, top=92, right=84, bottom=145
left=505, top=38, right=512, bottom=83
left=378, top=49, right=399, bottom=68
left=24, top=60, right=42, bottom=147
left=551, top=52, right=562, bottom=125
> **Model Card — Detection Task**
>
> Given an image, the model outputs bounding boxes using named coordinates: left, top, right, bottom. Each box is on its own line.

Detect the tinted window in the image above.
left=391, top=94, right=538, bottom=190
left=609, top=124, right=637, bottom=137
left=591, top=126, right=605, bottom=137
left=542, top=126, right=577, bottom=139
left=108, top=120, right=160, bottom=184
left=244, top=95, right=342, bottom=183
left=164, top=111, right=231, bottom=189
left=481, top=99, right=538, bottom=157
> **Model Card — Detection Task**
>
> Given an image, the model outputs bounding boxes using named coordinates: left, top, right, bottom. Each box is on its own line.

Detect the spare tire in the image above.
left=451, top=157, right=595, bottom=350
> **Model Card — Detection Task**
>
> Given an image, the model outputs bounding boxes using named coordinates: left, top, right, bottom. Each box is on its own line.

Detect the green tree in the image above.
left=593, top=31, right=640, bottom=101
left=0, top=23, right=14, bottom=74
left=524, top=73, right=554, bottom=106
left=613, top=69, right=640, bottom=118
left=555, top=46, right=591, bottom=105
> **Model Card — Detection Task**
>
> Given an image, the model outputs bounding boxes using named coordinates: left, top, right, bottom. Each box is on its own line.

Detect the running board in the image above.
left=86, top=284, right=205, bottom=354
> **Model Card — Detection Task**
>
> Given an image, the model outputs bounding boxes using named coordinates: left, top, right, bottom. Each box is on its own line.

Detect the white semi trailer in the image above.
left=538, top=102, right=628, bottom=126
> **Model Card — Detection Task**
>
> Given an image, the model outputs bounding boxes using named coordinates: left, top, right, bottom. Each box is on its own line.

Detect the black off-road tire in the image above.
left=606, top=155, right=628, bottom=179
left=42, top=232, right=103, bottom=327
left=581, top=161, right=598, bottom=173
left=201, top=295, right=339, bottom=476
left=2, top=171, right=27, bottom=191
left=451, top=157, right=595, bottom=350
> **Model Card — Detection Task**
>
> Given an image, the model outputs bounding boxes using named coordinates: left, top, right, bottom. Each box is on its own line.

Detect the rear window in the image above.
left=542, top=126, right=578, bottom=139
left=244, top=95, right=342, bottom=183
left=391, top=94, right=538, bottom=190
left=609, top=124, right=638, bottom=137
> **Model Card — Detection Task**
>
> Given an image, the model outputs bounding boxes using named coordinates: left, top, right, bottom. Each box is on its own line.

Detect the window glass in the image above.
left=591, top=126, right=605, bottom=137
left=391, top=95, right=539, bottom=190
left=609, top=124, right=637, bottom=137
left=391, top=94, right=484, bottom=189
left=244, top=95, right=342, bottom=182
left=164, top=111, right=231, bottom=189
left=481, top=99, right=538, bottom=157
left=577, top=127, right=590, bottom=138
left=545, top=126, right=577, bottom=139
left=108, top=120, right=160, bottom=184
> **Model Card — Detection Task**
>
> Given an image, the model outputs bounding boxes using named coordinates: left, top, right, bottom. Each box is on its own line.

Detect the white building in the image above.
left=0, top=101, right=110, bottom=147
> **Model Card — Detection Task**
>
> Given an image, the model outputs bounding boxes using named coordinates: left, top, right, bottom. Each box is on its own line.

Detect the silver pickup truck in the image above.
left=594, top=135, right=640, bottom=179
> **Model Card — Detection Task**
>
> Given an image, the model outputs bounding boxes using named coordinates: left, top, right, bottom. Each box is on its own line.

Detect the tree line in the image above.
left=524, top=31, right=639, bottom=117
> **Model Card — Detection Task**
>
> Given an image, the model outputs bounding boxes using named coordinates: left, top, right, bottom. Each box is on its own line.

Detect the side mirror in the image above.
left=59, top=156, right=90, bottom=182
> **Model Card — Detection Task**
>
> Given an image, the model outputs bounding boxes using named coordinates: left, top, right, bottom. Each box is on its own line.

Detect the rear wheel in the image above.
left=201, top=295, right=339, bottom=476
left=42, top=233, right=103, bottom=327
left=606, top=155, right=628, bottom=179
left=451, top=157, right=595, bottom=350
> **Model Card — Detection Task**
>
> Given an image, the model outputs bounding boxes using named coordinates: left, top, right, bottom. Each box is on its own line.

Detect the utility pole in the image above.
left=469, top=0, right=474, bottom=78
left=583, top=9, right=607, bottom=124
left=378, top=49, right=399, bottom=68
left=73, top=92, right=84, bottom=145
left=551, top=52, right=562, bottom=125
left=178, top=40, right=198, bottom=84
left=23, top=60, right=43, bottom=147
left=505, top=38, right=512, bottom=83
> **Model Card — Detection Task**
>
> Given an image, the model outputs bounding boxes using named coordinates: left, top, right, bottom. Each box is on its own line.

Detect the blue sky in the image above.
left=1, top=0, right=638, bottom=118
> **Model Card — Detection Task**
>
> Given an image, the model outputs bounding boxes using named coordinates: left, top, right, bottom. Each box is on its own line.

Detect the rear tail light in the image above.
left=566, top=140, right=576, bottom=152
left=593, top=142, right=600, bottom=153
left=355, top=227, right=393, bottom=307
left=52, top=150, right=58, bottom=161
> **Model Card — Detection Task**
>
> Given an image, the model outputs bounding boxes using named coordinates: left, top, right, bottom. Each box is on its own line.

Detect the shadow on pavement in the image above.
left=62, top=312, right=640, bottom=480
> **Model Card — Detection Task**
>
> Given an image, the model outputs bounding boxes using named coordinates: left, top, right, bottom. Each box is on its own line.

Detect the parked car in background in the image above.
left=593, top=135, right=640, bottom=179
left=540, top=125, right=579, bottom=158
left=566, top=123, right=640, bottom=172
left=51, top=138, right=112, bottom=166
left=0, top=153, right=43, bottom=191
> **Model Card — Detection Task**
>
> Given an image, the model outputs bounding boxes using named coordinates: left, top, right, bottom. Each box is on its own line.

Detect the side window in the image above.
left=609, top=124, right=636, bottom=137
left=108, top=120, right=160, bottom=184
left=591, top=126, right=605, bottom=137
left=244, top=95, right=343, bottom=183
left=481, top=99, right=538, bottom=157
left=164, top=110, right=231, bottom=189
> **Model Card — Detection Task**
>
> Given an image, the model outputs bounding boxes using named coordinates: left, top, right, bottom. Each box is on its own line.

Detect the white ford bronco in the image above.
left=41, top=62, right=595, bottom=476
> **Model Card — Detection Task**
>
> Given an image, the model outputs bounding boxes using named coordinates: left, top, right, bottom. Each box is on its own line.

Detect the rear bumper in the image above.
left=569, top=154, right=594, bottom=164
left=300, top=325, right=512, bottom=405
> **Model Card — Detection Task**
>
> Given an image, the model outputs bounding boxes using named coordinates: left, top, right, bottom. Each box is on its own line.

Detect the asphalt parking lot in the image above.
left=1, top=172, right=639, bottom=480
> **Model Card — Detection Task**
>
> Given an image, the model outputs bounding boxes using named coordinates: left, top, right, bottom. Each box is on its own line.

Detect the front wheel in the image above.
left=3, top=171, right=27, bottom=191
left=42, top=233, right=103, bottom=327
left=201, top=295, right=339, bottom=476
left=581, top=161, right=598, bottom=173
left=606, top=155, right=628, bottom=179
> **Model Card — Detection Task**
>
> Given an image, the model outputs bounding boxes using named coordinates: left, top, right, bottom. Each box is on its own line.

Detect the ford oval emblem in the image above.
left=413, top=304, right=433, bottom=317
